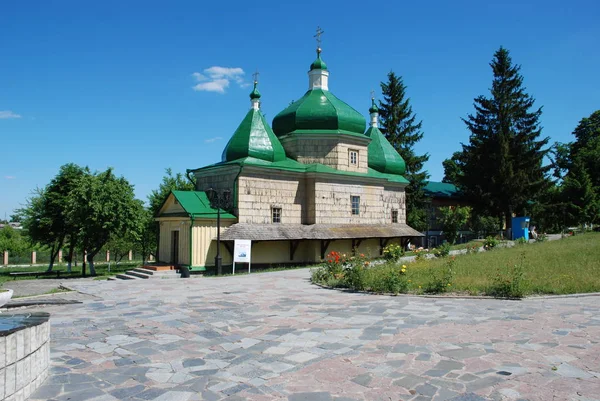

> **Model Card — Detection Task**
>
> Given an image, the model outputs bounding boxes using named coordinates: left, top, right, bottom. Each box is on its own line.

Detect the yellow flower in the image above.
left=418, top=285, right=422, bottom=289
left=408, top=280, right=411, bottom=283
left=402, top=265, right=407, bottom=269
left=401, top=269, right=406, bottom=273
left=447, top=283, right=451, bottom=286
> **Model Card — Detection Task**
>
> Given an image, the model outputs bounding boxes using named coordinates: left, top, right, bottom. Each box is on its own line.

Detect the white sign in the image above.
left=234, top=239, right=251, bottom=263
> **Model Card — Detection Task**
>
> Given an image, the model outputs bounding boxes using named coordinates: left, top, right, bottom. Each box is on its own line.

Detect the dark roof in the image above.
left=220, top=223, right=423, bottom=241
left=424, top=182, right=462, bottom=199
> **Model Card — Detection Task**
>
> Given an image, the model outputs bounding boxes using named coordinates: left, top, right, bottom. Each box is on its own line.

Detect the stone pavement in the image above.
left=25, top=269, right=599, bottom=401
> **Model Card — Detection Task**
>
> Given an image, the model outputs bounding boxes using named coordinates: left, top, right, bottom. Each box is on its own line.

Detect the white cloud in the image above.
left=192, top=66, right=246, bottom=94
left=4, top=176, right=16, bottom=180
left=0, top=111, right=21, bottom=119
left=204, top=136, right=223, bottom=143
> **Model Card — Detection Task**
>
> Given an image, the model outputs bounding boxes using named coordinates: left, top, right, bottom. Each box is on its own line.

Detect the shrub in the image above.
left=369, top=263, right=409, bottom=294
left=424, top=257, right=455, bottom=294
left=464, top=244, right=478, bottom=254
left=515, top=237, right=528, bottom=246
left=382, top=243, right=404, bottom=262
left=487, top=252, right=527, bottom=298
left=433, top=242, right=451, bottom=258
left=483, top=236, right=498, bottom=250
left=343, top=253, right=369, bottom=291
left=414, top=247, right=428, bottom=261
left=535, top=234, right=547, bottom=243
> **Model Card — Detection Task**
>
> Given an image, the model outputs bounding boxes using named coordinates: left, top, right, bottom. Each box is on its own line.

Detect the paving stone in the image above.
left=288, top=392, right=333, bottom=401
left=415, top=383, right=438, bottom=396
left=466, top=376, right=504, bottom=392
left=110, top=385, right=146, bottom=399
left=351, top=373, right=372, bottom=387
left=448, top=393, right=490, bottom=401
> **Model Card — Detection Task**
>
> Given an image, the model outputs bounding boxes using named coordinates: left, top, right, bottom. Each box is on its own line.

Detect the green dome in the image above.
left=365, top=126, right=406, bottom=175
left=222, top=108, right=287, bottom=162
left=369, top=98, right=379, bottom=114
left=310, top=52, right=328, bottom=71
left=272, top=89, right=366, bottom=136
left=250, top=81, right=261, bottom=99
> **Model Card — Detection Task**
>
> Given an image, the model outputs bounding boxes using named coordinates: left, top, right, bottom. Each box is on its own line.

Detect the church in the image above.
left=156, top=39, right=423, bottom=272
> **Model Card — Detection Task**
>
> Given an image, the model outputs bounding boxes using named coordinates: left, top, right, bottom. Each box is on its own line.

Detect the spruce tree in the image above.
left=379, top=71, right=429, bottom=231
left=456, top=47, right=550, bottom=231
left=562, top=157, right=598, bottom=225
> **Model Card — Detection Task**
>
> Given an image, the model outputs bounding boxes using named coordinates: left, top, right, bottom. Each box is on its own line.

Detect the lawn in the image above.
left=312, top=232, right=600, bottom=297
left=0, top=261, right=143, bottom=284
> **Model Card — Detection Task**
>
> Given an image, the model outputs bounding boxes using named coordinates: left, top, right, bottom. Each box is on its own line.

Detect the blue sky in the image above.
left=1, top=0, right=599, bottom=219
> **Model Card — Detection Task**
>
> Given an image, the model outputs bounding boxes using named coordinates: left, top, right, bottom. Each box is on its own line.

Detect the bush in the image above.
left=343, top=254, right=369, bottom=291
left=433, top=242, right=451, bottom=258
left=369, top=264, right=409, bottom=294
left=535, top=234, right=547, bottom=243
left=414, top=247, right=428, bottom=261
left=487, top=252, right=527, bottom=298
left=424, top=257, right=455, bottom=293
left=483, top=236, right=498, bottom=250
left=464, top=244, right=479, bottom=254
left=382, top=243, right=404, bottom=262
left=515, top=237, right=528, bottom=246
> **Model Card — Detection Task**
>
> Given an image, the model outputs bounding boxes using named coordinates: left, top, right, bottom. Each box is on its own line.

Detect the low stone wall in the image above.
left=0, top=313, right=50, bottom=400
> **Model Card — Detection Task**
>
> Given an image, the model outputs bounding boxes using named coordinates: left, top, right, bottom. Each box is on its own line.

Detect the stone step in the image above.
left=107, top=277, right=117, bottom=281
left=125, top=270, right=152, bottom=279
left=132, top=267, right=179, bottom=277
left=115, top=273, right=138, bottom=280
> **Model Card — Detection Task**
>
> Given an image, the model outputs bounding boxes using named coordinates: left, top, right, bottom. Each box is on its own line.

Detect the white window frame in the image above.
left=272, top=207, right=282, bottom=223
left=349, top=149, right=358, bottom=166
left=351, top=196, right=360, bottom=215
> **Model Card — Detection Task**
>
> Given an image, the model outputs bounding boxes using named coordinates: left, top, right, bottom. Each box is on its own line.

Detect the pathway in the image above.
left=26, top=269, right=599, bottom=401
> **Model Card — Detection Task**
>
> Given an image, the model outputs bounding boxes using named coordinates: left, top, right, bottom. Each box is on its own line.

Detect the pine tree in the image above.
left=456, top=47, right=550, bottom=231
left=379, top=71, right=430, bottom=231
left=562, top=157, right=598, bottom=225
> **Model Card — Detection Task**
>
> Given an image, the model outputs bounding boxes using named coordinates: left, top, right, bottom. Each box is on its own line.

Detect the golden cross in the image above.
left=314, top=26, right=324, bottom=49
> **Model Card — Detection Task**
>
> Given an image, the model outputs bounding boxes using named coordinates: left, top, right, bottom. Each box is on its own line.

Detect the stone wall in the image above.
left=383, top=186, right=407, bottom=224
left=313, top=179, right=404, bottom=224
left=237, top=172, right=305, bottom=224
left=281, top=136, right=369, bottom=173
left=0, top=313, right=50, bottom=401
left=194, top=166, right=239, bottom=211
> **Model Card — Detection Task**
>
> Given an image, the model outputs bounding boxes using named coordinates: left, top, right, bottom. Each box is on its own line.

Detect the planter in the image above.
left=0, top=289, right=13, bottom=308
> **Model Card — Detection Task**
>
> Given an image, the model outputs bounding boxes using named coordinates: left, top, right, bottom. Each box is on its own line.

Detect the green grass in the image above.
left=0, top=261, right=143, bottom=284
left=314, top=233, right=600, bottom=296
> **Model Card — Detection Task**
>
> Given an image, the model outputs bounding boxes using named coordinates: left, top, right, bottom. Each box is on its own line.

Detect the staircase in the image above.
left=109, top=265, right=181, bottom=281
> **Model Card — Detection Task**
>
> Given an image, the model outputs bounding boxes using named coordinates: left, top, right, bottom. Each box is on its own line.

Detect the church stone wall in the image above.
left=237, top=172, right=305, bottom=224
left=281, top=137, right=369, bottom=173
left=194, top=167, right=239, bottom=196
left=383, top=186, right=407, bottom=224
left=312, top=179, right=406, bottom=225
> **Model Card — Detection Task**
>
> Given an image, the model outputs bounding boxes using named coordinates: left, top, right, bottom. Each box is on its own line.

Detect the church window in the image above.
left=272, top=207, right=282, bottom=223
left=351, top=196, right=360, bottom=215
left=349, top=150, right=358, bottom=166
left=391, top=209, right=398, bottom=223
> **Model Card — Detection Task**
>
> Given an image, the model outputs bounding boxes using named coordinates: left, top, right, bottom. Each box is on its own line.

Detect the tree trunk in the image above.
left=47, top=244, right=55, bottom=272
left=67, top=240, right=75, bottom=273
left=87, top=254, right=96, bottom=276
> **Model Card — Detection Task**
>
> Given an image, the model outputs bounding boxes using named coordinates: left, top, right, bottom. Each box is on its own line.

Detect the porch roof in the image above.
left=220, top=223, right=423, bottom=241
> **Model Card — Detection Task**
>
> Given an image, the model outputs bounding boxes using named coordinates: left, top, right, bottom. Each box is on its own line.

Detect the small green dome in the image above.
left=250, top=81, right=261, bottom=100
left=369, top=98, right=379, bottom=114
left=310, top=51, right=328, bottom=71
left=222, top=108, right=287, bottom=162
left=272, top=89, right=366, bottom=136
left=365, top=126, right=406, bottom=175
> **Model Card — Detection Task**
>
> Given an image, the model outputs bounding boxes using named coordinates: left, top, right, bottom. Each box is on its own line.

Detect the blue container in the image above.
left=512, top=217, right=530, bottom=241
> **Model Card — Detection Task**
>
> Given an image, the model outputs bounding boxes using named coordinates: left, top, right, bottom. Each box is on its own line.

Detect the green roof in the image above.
left=272, top=89, right=366, bottom=137
left=424, top=182, right=462, bottom=199
left=190, top=156, right=409, bottom=185
left=250, top=81, right=261, bottom=99
left=222, top=107, right=287, bottom=162
left=369, top=98, right=379, bottom=114
left=365, top=126, right=406, bottom=175
left=169, top=191, right=236, bottom=219
left=310, top=53, right=328, bottom=71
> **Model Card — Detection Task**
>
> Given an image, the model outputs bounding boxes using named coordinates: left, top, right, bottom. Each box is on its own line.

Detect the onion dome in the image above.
left=365, top=98, right=406, bottom=175
left=222, top=82, right=287, bottom=162
left=272, top=48, right=366, bottom=137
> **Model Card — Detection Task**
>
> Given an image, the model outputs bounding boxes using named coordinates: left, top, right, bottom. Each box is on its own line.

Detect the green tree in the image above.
left=442, top=152, right=462, bottom=184
left=439, top=206, right=471, bottom=244
left=148, top=168, right=195, bottom=259
left=570, top=110, right=600, bottom=190
left=456, top=47, right=550, bottom=232
left=0, top=226, right=28, bottom=258
left=561, top=158, right=598, bottom=226
left=19, top=164, right=88, bottom=271
left=67, top=168, right=141, bottom=276
left=379, top=71, right=430, bottom=231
